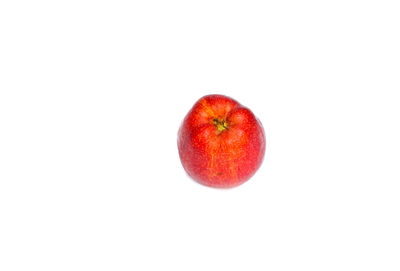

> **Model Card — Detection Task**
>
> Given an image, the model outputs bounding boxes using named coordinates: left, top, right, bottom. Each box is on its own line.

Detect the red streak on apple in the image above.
left=178, top=94, right=266, bottom=188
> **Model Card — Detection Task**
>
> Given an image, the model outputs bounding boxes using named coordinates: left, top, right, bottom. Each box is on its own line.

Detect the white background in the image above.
left=1, top=0, right=399, bottom=270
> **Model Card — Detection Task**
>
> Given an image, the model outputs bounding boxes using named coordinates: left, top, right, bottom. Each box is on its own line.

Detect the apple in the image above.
left=178, top=94, right=266, bottom=188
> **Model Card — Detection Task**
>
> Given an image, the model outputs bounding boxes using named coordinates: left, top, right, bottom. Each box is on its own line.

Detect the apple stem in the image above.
left=213, top=118, right=229, bottom=132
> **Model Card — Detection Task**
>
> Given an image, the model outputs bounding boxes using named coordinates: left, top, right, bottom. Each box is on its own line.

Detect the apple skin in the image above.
left=178, top=94, right=265, bottom=188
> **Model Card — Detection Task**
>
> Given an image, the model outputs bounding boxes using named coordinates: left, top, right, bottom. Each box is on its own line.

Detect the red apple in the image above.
left=178, top=94, right=266, bottom=188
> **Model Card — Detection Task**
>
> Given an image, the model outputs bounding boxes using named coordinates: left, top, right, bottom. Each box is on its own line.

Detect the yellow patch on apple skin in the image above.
left=229, top=160, right=238, bottom=183
left=206, top=137, right=222, bottom=178
left=200, top=99, right=216, bottom=118
left=208, top=152, right=216, bottom=177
